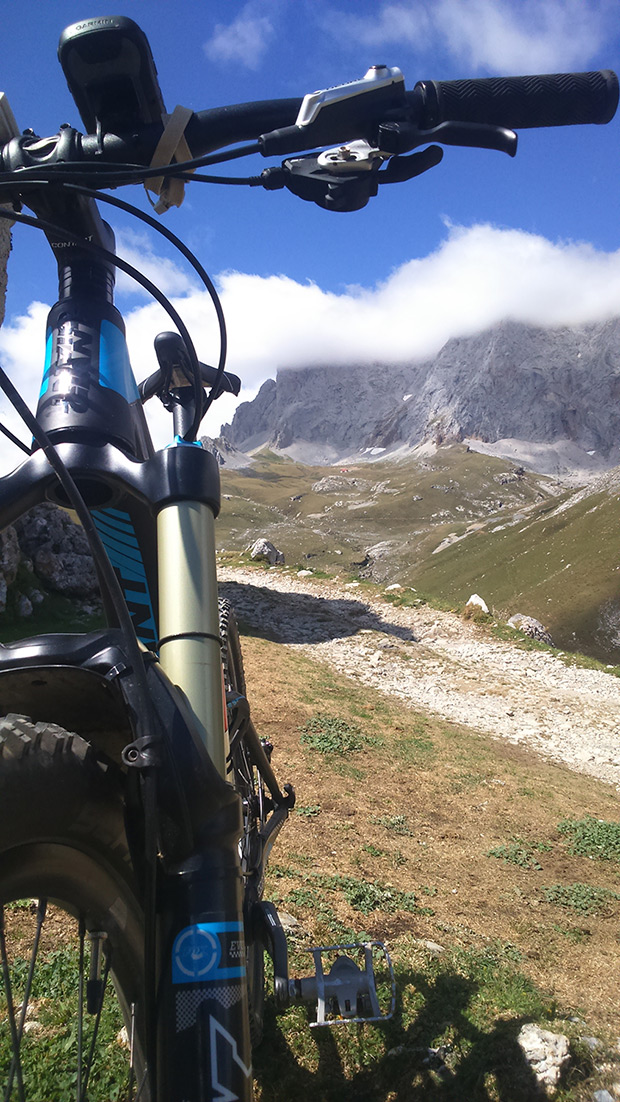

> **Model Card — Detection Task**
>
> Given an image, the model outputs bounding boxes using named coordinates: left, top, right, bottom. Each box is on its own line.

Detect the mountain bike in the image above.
left=0, top=15, right=616, bottom=1101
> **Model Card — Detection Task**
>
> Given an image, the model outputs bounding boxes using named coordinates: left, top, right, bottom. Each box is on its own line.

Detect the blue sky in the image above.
left=0, top=0, right=619, bottom=466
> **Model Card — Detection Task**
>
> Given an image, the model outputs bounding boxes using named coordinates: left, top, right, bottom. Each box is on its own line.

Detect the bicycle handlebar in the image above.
left=1, top=66, right=617, bottom=186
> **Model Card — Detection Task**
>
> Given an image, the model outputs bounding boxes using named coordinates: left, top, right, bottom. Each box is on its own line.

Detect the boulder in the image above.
left=0, top=526, right=20, bottom=611
left=359, top=541, right=398, bottom=582
left=15, top=593, right=33, bottom=618
left=508, top=614, right=554, bottom=646
left=466, top=593, right=489, bottom=614
left=248, top=538, right=285, bottom=565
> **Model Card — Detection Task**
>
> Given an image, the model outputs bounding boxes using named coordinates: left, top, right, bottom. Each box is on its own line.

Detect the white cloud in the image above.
left=0, top=301, right=49, bottom=464
left=2, top=223, right=620, bottom=473
left=114, top=228, right=198, bottom=299
left=322, top=0, right=615, bottom=73
left=434, top=0, right=613, bottom=73
left=204, top=2, right=275, bottom=70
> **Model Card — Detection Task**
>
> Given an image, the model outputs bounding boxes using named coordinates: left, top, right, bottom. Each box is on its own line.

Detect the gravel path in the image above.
left=219, top=566, right=620, bottom=788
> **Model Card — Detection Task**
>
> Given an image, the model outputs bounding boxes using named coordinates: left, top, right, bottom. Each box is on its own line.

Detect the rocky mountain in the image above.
left=221, top=317, right=620, bottom=472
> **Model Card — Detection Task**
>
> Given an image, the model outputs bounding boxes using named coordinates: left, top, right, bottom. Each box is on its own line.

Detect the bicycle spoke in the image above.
left=134, top=1068, right=148, bottom=1101
left=5, top=900, right=47, bottom=1102
left=1, top=902, right=139, bottom=1101
left=80, top=938, right=111, bottom=1101
left=1, top=905, right=25, bottom=1102
left=76, top=916, right=85, bottom=1102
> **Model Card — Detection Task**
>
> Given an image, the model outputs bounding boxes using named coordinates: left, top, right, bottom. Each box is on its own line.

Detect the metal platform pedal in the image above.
left=290, top=941, right=396, bottom=1027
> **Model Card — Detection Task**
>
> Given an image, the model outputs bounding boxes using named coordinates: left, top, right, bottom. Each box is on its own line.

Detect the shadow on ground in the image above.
left=254, top=967, right=559, bottom=1101
left=219, top=580, right=417, bottom=646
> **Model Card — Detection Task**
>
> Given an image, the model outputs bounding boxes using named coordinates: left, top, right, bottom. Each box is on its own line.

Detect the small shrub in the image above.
left=362, top=843, right=385, bottom=857
left=333, top=876, right=428, bottom=916
left=462, top=604, right=493, bottom=625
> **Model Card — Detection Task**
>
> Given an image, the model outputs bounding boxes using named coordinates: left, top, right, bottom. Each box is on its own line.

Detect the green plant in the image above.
left=393, top=732, right=435, bottom=765
left=295, top=804, right=321, bottom=817
left=0, top=946, right=129, bottom=1099
left=4, top=898, right=36, bottom=912
left=332, top=875, right=430, bottom=916
left=370, top=813, right=414, bottom=836
left=300, top=714, right=380, bottom=754
left=550, top=923, right=592, bottom=943
left=462, top=604, right=494, bottom=625
left=487, top=837, right=551, bottom=870
left=558, top=816, right=620, bottom=863
left=542, top=882, right=620, bottom=915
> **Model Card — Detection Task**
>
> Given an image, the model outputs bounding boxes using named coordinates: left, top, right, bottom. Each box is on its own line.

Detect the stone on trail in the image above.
left=517, top=1023, right=570, bottom=1094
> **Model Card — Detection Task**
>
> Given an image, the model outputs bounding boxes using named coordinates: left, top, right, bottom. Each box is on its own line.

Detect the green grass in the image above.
left=271, top=867, right=433, bottom=918
left=217, top=445, right=620, bottom=664
left=0, top=945, right=129, bottom=1100
left=411, top=486, right=620, bottom=660
left=253, top=938, right=568, bottom=1102
left=0, top=590, right=104, bottom=644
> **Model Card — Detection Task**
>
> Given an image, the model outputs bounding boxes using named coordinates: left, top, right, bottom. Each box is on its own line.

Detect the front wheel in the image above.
left=0, top=714, right=149, bottom=1101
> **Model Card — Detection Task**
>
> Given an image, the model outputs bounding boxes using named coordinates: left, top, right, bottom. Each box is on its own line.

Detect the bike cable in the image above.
left=0, top=140, right=262, bottom=191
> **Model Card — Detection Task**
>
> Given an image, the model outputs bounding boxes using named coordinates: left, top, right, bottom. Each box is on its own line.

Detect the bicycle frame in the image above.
left=0, top=191, right=265, bottom=1100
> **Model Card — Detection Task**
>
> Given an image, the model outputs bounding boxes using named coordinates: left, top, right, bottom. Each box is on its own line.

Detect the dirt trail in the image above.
left=218, top=566, right=620, bottom=788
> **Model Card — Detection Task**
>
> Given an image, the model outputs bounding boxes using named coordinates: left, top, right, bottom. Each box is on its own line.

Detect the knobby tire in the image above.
left=0, top=713, right=148, bottom=1101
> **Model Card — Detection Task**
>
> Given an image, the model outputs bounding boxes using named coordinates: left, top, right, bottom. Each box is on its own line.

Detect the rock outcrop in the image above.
left=1, top=504, right=99, bottom=616
left=221, top=317, right=620, bottom=471
left=15, top=504, right=98, bottom=597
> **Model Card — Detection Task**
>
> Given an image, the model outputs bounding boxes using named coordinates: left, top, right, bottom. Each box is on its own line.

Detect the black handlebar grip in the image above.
left=414, top=70, right=619, bottom=130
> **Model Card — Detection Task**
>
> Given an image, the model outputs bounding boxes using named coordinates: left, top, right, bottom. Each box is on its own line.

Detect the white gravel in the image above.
left=218, top=566, right=620, bottom=788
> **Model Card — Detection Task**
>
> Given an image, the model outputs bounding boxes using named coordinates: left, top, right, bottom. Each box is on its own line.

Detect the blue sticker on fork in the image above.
left=172, top=922, right=246, bottom=984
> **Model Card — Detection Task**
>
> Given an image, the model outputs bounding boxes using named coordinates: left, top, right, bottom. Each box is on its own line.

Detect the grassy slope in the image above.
left=218, top=447, right=620, bottom=662
left=6, top=619, right=619, bottom=1099
left=217, top=446, right=556, bottom=579
left=241, top=629, right=620, bottom=1101
left=411, top=489, right=620, bottom=657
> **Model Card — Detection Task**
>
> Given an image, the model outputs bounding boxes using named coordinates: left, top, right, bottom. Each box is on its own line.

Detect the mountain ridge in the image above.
left=221, top=316, right=620, bottom=475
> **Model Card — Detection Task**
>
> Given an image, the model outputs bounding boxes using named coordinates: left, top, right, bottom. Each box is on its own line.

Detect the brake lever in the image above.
left=378, top=119, right=518, bottom=157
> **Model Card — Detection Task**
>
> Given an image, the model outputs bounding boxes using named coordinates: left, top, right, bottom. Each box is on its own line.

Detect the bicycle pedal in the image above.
left=290, top=941, right=396, bottom=1027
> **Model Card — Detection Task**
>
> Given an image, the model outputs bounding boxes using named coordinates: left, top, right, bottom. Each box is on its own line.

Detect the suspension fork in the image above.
left=157, top=494, right=227, bottom=777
